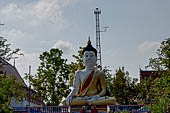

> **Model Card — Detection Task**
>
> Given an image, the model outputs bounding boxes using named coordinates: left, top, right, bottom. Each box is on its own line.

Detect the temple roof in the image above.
left=0, top=59, right=27, bottom=87
left=140, top=69, right=165, bottom=81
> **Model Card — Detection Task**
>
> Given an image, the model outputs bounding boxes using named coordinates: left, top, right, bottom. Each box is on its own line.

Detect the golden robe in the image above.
left=68, top=69, right=116, bottom=106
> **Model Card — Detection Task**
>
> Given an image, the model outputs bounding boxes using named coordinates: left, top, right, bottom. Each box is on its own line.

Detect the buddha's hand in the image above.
left=66, top=96, right=72, bottom=105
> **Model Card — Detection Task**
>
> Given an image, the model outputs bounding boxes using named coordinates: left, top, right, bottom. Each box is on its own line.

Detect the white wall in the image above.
left=10, top=97, right=42, bottom=107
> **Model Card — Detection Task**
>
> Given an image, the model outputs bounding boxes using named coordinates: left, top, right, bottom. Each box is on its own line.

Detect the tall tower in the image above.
left=94, top=8, right=102, bottom=70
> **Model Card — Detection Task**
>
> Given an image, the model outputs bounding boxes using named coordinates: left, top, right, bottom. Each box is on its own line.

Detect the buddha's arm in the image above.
left=98, top=72, right=106, bottom=96
left=67, top=71, right=80, bottom=98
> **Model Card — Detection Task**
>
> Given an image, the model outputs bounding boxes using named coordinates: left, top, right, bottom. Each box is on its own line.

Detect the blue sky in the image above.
left=0, top=0, right=170, bottom=79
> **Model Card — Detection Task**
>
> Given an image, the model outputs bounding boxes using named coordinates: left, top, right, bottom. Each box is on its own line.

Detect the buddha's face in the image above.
left=83, top=51, right=97, bottom=67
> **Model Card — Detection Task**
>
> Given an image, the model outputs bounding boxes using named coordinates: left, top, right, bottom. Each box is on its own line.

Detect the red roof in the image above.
left=140, top=69, right=164, bottom=81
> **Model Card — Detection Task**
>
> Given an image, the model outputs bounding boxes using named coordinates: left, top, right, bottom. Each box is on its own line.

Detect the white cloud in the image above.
left=138, top=40, right=160, bottom=55
left=61, top=0, right=78, bottom=7
left=0, top=0, right=68, bottom=29
left=31, top=0, right=65, bottom=26
left=9, top=51, right=40, bottom=78
left=40, top=40, right=56, bottom=45
left=0, top=29, right=33, bottom=49
left=1, top=29, right=26, bottom=40
left=15, top=40, right=75, bottom=78
left=52, top=40, right=76, bottom=63
left=52, top=40, right=74, bottom=55
left=10, top=40, right=75, bottom=78
left=1, top=3, right=25, bottom=20
left=1, top=29, right=40, bottom=77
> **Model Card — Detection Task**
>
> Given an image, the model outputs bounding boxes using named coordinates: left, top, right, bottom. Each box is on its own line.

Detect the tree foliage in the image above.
left=146, top=38, right=170, bottom=70
left=0, top=37, right=23, bottom=65
left=0, top=74, right=24, bottom=113
left=0, top=37, right=24, bottom=112
left=145, top=38, right=170, bottom=112
left=149, top=70, right=170, bottom=113
left=112, top=67, right=140, bottom=104
left=103, top=66, right=114, bottom=96
left=138, top=77, right=154, bottom=104
left=68, top=47, right=85, bottom=85
left=25, top=48, right=70, bottom=105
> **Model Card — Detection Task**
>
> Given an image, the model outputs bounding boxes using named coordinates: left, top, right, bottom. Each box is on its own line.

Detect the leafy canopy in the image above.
left=0, top=37, right=24, bottom=113
left=146, top=38, right=170, bottom=70
left=112, top=67, right=139, bottom=104
left=0, top=37, right=23, bottom=65
left=145, top=38, right=170, bottom=112
left=68, top=47, right=85, bottom=85
left=0, top=74, right=24, bottom=113
left=25, top=48, right=70, bottom=105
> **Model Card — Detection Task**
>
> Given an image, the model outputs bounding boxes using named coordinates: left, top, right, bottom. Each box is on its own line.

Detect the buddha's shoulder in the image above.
left=95, top=69, right=105, bottom=76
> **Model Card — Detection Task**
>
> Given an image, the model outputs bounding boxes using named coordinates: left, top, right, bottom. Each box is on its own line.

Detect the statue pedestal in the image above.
left=80, top=109, right=98, bottom=113
left=70, top=105, right=107, bottom=113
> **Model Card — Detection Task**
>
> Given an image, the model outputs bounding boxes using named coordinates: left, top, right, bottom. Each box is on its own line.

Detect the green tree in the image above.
left=146, top=38, right=170, bottom=112
left=112, top=67, right=139, bottom=104
left=139, top=77, right=154, bottom=104
left=0, top=37, right=24, bottom=113
left=0, top=37, right=22, bottom=65
left=68, top=47, right=85, bottom=85
left=103, top=66, right=114, bottom=96
left=147, top=38, right=170, bottom=70
left=149, top=70, right=170, bottom=113
left=0, top=74, right=24, bottom=113
left=25, top=48, right=70, bottom=105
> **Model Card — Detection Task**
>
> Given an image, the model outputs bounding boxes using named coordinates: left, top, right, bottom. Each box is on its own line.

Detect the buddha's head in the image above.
left=82, top=37, right=97, bottom=67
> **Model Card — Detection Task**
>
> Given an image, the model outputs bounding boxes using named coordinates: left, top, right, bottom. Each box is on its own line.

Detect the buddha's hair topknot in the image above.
left=82, top=37, right=97, bottom=57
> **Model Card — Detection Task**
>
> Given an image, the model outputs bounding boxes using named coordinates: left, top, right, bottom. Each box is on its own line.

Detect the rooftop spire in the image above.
left=82, top=36, right=97, bottom=57
left=88, top=36, right=91, bottom=45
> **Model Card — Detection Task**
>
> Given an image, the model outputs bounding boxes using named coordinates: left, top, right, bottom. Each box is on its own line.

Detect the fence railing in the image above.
left=29, top=106, right=69, bottom=113
left=109, top=105, right=150, bottom=113
left=13, top=107, right=28, bottom=111
left=13, top=105, right=151, bottom=113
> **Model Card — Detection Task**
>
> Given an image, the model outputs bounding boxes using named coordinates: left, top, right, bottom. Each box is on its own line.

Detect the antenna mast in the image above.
left=28, top=65, right=31, bottom=107
left=94, top=8, right=102, bottom=70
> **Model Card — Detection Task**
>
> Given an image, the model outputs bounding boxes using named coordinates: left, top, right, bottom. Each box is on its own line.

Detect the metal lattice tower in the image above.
left=94, top=8, right=102, bottom=70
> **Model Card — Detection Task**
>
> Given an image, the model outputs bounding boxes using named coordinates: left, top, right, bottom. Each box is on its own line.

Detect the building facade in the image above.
left=0, top=59, right=44, bottom=107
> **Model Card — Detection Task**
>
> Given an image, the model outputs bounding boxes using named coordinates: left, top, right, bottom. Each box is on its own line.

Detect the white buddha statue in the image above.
left=63, top=38, right=116, bottom=106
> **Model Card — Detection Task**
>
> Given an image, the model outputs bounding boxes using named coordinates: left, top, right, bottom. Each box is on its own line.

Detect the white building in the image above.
left=0, top=59, right=44, bottom=107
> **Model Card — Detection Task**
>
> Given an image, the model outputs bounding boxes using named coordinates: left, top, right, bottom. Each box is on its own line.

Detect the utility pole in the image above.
left=0, top=22, right=5, bottom=43
left=11, top=57, right=18, bottom=67
left=28, top=66, right=31, bottom=107
left=94, top=8, right=108, bottom=70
